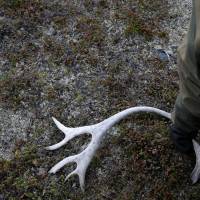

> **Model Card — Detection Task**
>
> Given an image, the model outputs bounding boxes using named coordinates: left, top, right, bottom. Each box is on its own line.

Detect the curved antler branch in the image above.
left=46, top=106, right=200, bottom=191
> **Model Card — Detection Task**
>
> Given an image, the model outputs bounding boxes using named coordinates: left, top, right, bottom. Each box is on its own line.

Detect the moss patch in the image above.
left=0, top=68, right=45, bottom=109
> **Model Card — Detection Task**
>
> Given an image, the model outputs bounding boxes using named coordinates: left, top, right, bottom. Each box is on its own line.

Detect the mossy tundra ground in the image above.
left=0, top=0, right=199, bottom=199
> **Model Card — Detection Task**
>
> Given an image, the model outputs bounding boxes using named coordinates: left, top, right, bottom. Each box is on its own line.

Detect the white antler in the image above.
left=46, top=106, right=200, bottom=191
left=191, top=139, right=200, bottom=184
left=46, top=106, right=171, bottom=191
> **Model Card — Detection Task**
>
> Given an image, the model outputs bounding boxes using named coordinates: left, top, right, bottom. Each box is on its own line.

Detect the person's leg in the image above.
left=171, top=0, right=200, bottom=154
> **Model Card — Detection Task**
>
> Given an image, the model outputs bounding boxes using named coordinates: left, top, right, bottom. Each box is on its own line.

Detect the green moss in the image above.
left=98, top=67, right=136, bottom=113
left=0, top=0, right=25, bottom=8
left=75, top=92, right=85, bottom=103
left=0, top=68, right=46, bottom=109
left=125, top=21, right=140, bottom=35
left=115, top=4, right=169, bottom=40
left=76, top=16, right=105, bottom=47
left=0, top=143, right=43, bottom=199
left=157, top=31, right=169, bottom=39
left=138, top=0, right=168, bottom=13
left=52, top=16, right=68, bottom=30
left=98, top=0, right=108, bottom=8
left=45, top=86, right=58, bottom=101
left=0, top=141, right=81, bottom=199
left=0, top=0, right=45, bottom=34
left=124, top=14, right=154, bottom=40
left=43, top=36, right=66, bottom=66
left=145, top=77, right=178, bottom=106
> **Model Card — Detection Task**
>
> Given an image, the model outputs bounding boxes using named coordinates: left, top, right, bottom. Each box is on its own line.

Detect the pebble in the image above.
left=156, top=49, right=170, bottom=62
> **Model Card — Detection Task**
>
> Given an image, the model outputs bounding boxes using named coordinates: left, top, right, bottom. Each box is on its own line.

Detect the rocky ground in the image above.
left=0, top=0, right=199, bottom=199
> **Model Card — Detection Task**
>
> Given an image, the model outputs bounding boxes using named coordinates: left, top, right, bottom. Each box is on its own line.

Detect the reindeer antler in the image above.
left=191, top=139, right=200, bottom=184
left=46, top=106, right=200, bottom=191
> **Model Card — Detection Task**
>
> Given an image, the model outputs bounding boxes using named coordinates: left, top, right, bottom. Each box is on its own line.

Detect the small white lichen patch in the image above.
left=0, top=108, right=32, bottom=160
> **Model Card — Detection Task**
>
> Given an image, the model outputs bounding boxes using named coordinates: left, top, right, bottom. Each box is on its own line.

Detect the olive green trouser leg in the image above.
left=173, top=0, right=200, bottom=133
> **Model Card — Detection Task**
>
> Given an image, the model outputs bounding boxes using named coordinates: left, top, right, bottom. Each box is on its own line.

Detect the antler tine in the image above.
left=65, top=170, right=78, bottom=181
left=52, top=117, right=71, bottom=136
left=64, top=169, right=86, bottom=192
left=78, top=171, right=87, bottom=192
left=45, top=117, right=92, bottom=150
left=49, top=154, right=78, bottom=174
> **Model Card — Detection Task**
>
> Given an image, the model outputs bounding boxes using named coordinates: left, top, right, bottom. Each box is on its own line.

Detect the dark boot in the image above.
left=169, top=124, right=197, bottom=155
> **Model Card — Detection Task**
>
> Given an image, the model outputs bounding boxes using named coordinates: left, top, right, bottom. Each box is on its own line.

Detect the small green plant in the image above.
left=124, top=12, right=154, bottom=40
left=125, top=21, right=142, bottom=36
left=0, top=0, right=25, bottom=8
